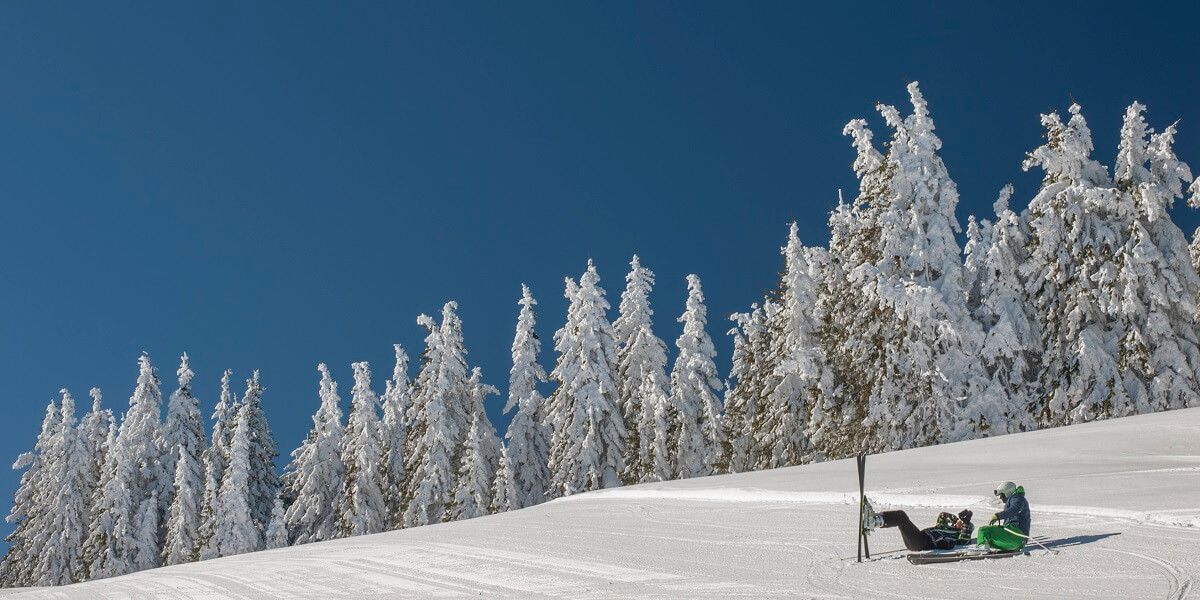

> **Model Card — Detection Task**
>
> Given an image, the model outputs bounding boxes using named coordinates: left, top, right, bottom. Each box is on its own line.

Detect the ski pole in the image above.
left=1012, top=531, right=1058, bottom=555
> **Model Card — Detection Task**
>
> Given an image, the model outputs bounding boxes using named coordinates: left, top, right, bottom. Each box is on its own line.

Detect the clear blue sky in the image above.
left=2, top=1, right=1198, bottom=536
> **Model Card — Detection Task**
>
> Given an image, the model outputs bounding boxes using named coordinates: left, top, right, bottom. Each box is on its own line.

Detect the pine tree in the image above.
left=2, top=397, right=60, bottom=586
left=868, top=83, right=981, bottom=449
left=162, top=448, right=202, bottom=565
left=612, top=257, right=670, bottom=483
left=240, top=371, right=279, bottom=535
left=37, top=391, right=91, bottom=585
left=197, top=369, right=238, bottom=560
left=79, top=388, right=114, bottom=525
left=214, top=400, right=260, bottom=557
left=380, top=344, right=411, bottom=527
left=717, top=310, right=759, bottom=474
left=1021, top=104, right=1128, bottom=426
left=1109, top=104, right=1200, bottom=414
left=338, top=362, right=387, bottom=537
left=404, top=302, right=472, bottom=527
left=546, top=261, right=625, bottom=495
left=492, top=446, right=513, bottom=513
left=962, top=186, right=1040, bottom=436
left=811, top=125, right=892, bottom=459
left=283, top=364, right=345, bottom=544
left=451, top=409, right=495, bottom=520
left=496, top=285, right=552, bottom=510
left=162, top=354, right=206, bottom=565
left=84, top=354, right=166, bottom=579
left=667, top=275, right=724, bottom=478
left=264, top=497, right=288, bottom=550
left=758, top=227, right=822, bottom=468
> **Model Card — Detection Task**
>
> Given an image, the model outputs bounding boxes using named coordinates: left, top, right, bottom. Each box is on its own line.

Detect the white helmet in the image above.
left=994, top=481, right=1017, bottom=499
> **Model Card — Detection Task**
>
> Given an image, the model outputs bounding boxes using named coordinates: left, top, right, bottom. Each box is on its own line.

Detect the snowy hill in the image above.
left=14, top=408, right=1200, bottom=599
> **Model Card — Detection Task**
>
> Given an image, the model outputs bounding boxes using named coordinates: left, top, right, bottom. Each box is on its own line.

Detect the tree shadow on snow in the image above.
left=1037, top=532, right=1121, bottom=549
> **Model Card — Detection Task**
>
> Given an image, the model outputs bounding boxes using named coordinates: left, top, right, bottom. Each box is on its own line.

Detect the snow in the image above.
left=12, top=407, right=1200, bottom=598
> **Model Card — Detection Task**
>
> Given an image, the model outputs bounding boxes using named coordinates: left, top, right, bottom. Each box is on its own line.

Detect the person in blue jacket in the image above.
left=977, top=481, right=1031, bottom=550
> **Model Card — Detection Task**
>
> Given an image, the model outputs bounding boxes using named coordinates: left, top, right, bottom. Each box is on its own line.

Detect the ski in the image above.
left=907, top=549, right=1029, bottom=565
left=856, top=454, right=870, bottom=562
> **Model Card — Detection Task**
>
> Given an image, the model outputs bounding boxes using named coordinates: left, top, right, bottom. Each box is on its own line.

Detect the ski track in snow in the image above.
left=9, top=408, right=1200, bottom=599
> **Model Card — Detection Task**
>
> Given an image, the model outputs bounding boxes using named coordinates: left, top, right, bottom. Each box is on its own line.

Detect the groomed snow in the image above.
left=12, top=408, right=1200, bottom=599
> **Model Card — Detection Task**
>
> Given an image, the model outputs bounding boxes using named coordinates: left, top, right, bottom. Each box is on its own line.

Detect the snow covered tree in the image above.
left=403, top=302, right=471, bottom=527
left=2, top=397, right=60, bottom=586
left=612, top=257, right=670, bottom=483
left=379, top=344, right=410, bottom=527
left=717, top=310, right=762, bottom=474
left=239, top=371, right=279, bottom=536
left=338, top=362, right=387, bottom=537
left=451, top=405, right=496, bottom=521
left=35, top=391, right=91, bottom=585
left=283, top=364, right=345, bottom=544
left=83, top=354, right=167, bottom=579
left=162, top=354, right=206, bottom=565
left=264, top=497, right=288, bottom=550
left=197, top=369, right=238, bottom=560
left=810, top=125, right=893, bottom=459
left=756, top=227, right=823, bottom=469
left=961, top=186, right=1040, bottom=436
left=214, top=399, right=260, bottom=557
left=866, top=83, right=981, bottom=450
left=1021, top=104, right=1128, bottom=427
left=162, top=447, right=202, bottom=565
left=79, top=388, right=114, bottom=523
left=667, top=275, right=724, bottom=478
left=492, top=447, right=513, bottom=513
left=546, top=261, right=626, bottom=496
left=1108, top=104, right=1200, bottom=414
left=495, top=285, right=552, bottom=510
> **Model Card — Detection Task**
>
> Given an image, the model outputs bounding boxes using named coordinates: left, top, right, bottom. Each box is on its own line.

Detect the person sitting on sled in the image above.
left=975, top=481, right=1031, bottom=551
left=862, top=504, right=975, bottom=552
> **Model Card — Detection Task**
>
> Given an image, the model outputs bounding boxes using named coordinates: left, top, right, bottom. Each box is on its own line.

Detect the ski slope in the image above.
left=13, top=408, right=1200, bottom=599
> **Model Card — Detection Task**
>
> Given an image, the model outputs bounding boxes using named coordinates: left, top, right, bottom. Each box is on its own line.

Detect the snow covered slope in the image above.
left=15, top=408, right=1200, bottom=599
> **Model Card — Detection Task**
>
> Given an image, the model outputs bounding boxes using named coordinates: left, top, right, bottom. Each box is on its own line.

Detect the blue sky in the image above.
left=1, top=1, right=1198, bottom=536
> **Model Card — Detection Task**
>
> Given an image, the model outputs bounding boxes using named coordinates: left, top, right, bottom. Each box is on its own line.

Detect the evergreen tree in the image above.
left=197, top=370, right=238, bottom=560
left=162, top=448, right=202, bottom=565
left=214, top=400, right=260, bottom=557
left=492, top=446, right=513, bottom=513
left=962, top=186, right=1040, bottom=436
left=451, top=409, right=495, bottom=520
left=717, top=310, right=759, bottom=474
left=162, top=354, right=206, bottom=565
left=1109, top=104, right=1200, bottom=414
left=1021, top=104, right=1128, bottom=426
left=379, top=344, right=411, bottom=527
left=547, top=261, right=625, bottom=495
left=867, top=83, right=982, bottom=449
left=612, top=257, right=670, bottom=483
left=811, top=125, right=892, bottom=458
left=496, top=285, right=552, bottom=510
left=239, top=372, right=279, bottom=536
left=759, top=228, right=822, bottom=468
left=283, top=364, right=345, bottom=544
left=403, top=303, right=471, bottom=527
left=84, top=355, right=166, bottom=579
left=264, top=497, right=288, bottom=550
left=2, top=397, right=60, bottom=586
left=37, top=391, right=90, bottom=585
left=451, top=367, right=499, bottom=520
left=338, top=362, right=387, bottom=537
left=79, top=388, right=114, bottom=527
left=667, top=275, right=724, bottom=478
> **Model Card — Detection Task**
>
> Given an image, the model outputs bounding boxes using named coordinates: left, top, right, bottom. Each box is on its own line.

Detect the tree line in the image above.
left=5, top=82, right=1200, bottom=587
